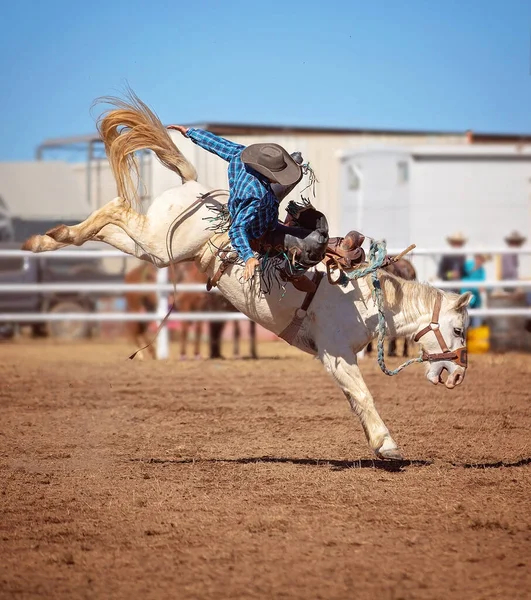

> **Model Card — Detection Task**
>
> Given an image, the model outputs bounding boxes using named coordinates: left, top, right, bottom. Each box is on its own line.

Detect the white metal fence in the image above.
left=1, top=247, right=530, bottom=359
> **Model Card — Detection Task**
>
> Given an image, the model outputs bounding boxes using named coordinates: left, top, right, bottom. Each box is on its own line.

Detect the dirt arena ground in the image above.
left=0, top=340, right=529, bottom=600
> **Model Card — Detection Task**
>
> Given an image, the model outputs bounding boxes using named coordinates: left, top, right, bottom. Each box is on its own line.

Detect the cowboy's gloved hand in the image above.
left=244, top=257, right=260, bottom=281
left=167, top=125, right=189, bottom=136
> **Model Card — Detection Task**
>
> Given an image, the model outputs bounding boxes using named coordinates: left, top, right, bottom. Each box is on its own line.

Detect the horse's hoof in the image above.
left=377, top=447, right=404, bottom=461
left=179, top=355, right=187, bottom=361
left=46, top=225, right=70, bottom=243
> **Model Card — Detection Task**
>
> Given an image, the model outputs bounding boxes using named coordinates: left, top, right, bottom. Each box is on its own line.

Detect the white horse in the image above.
left=22, top=93, right=472, bottom=461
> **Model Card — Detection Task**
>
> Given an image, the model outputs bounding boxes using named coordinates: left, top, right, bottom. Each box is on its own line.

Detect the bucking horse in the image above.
left=22, top=92, right=472, bottom=461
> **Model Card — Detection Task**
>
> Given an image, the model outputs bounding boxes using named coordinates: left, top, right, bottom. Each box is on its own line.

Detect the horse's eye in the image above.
left=454, top=328, right=463, bottom=337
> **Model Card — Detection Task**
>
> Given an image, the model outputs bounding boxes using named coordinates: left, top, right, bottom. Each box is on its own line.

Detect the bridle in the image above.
left=413, top=294, right=468, bottom=368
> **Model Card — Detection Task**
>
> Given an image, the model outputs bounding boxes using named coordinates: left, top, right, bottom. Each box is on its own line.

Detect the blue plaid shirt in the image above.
left=186, top=128, right=279, bottom=262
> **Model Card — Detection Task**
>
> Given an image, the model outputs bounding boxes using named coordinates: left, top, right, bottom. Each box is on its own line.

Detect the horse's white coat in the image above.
left=23, top=148, right=470, bottom=461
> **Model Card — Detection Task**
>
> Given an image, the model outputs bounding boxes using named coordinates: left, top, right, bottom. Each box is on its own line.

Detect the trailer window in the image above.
left=347, top=165, right=361, bottom=190
left=397, top=161, right=409, bottom=183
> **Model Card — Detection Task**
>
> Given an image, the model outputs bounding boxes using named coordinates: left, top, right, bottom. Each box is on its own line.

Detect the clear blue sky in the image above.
left=1, top=0, right=531, bottom=160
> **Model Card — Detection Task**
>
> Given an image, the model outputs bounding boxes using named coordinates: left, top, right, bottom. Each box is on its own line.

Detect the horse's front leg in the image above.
left=320, top=349, right=403, bottom=460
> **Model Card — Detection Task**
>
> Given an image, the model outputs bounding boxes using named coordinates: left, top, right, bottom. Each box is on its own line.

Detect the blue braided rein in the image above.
left=347, top=240, right=424, bottom=376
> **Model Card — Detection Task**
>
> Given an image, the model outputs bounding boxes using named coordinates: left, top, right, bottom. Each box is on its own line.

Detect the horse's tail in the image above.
left=95, top=89, right=197, bottom=208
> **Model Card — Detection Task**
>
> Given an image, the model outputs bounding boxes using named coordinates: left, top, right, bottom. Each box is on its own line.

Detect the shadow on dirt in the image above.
left=457, top=457, right=531, bottom=469
left=130, top=456, right=431, bottom=472
left=130, top=455, right=531, bottom=472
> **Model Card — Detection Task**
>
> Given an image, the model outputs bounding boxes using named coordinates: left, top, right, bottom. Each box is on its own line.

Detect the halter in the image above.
left=413, top=294, right=468, bottom=368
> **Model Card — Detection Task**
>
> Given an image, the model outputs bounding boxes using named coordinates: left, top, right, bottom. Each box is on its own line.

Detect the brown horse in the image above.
left=124, top=262, right=257, bottom=359
left=366, top=257, right=417, bottom=357
left=124, top=262, right=158, bottom=360
left=174, top=262, right=258, bottom=360
left=170, top=262, right=209, bottom=359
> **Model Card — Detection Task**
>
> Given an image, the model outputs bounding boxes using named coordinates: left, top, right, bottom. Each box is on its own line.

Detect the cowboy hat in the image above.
left=446, top=231, right=467, bottom=244
left=241, top=143, right=303, bottom=186
left=504, top=230, right=527, bottom=245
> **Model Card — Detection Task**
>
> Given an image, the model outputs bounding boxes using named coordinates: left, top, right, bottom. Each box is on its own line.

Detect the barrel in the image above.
left=487, top=291, right=531, bottom=353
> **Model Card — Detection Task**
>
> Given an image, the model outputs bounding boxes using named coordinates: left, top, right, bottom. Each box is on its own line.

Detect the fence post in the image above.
left=156, top=267, right=169, bottom=359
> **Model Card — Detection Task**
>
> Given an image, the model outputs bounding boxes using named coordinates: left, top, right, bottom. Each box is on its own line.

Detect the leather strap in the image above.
left=323, top=256, right=343, bottom=285
left=206, top=249, right=231, bottom=291
left=413, top=294, right=467, bottom=367
left=278, top=270, right=324, bottom=344
left=414, top=295, right=449, bottom=351
left=301, top=270, right=324, bottom=311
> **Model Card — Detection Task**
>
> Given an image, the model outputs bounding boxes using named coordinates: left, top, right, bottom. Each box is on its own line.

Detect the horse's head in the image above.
left=414, top=291, right=472, bottom=389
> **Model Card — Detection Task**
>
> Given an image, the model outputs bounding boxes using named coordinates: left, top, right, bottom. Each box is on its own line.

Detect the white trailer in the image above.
left=338, top=145, right=531, bottom=281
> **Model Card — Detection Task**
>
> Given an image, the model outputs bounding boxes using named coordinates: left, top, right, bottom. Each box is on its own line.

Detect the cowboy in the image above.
left=437, top=231, right=467, bottom=291
left=501, top=230, right=526, bottom=282
left=167, top=125, right=303, bottom=281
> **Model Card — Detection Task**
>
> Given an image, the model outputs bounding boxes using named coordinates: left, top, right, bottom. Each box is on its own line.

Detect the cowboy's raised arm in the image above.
left=185, top=128, right=245, bottom=162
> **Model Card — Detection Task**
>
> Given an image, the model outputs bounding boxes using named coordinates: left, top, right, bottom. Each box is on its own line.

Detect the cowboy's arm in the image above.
left=186, top=128, right=244, bottom=162
left=228, top=206, right=256, bottom=264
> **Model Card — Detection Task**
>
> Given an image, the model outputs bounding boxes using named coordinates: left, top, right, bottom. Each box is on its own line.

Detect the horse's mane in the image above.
left=376, top=270, right=458, bottom=321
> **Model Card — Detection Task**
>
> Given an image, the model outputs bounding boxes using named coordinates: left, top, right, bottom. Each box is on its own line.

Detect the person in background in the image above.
left=501, top=230, right=526, bottom=282
left=500, top=230, right=530, bottom=331
left=461, top=254, right=490, bottom=328
left=437, top=232, right=467, bottom=292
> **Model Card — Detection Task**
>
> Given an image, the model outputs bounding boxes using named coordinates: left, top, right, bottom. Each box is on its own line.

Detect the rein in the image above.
left=348, top=240, right=466, bottom=376
left=348, top=240, right=424, bottom=376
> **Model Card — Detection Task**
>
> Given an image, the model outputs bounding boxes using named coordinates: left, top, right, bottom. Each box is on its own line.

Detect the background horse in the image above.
left=124, top=262, right=157, bottom=360
left=125, top=261, right=257, bottom=359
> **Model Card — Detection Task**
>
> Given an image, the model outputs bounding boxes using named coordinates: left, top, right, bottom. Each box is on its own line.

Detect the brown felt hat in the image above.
left=504, top=230, right=526, bottom=245
left=241, top=143, right=303, bottom=186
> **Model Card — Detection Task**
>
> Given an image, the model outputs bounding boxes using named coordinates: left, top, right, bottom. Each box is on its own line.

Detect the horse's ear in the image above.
left=454, top=291, right=473, bottom=310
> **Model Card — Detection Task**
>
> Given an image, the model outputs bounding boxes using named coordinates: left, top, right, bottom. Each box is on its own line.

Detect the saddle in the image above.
left=250, top=201, right=366, bottom=292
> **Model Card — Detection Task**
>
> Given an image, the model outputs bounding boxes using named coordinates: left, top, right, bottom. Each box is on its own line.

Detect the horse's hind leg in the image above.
left=319, top=347, right=402, bottom=460
left=22, top=198, right=159, bottom=262
left=249, top=321, right=258, bottom=359
left=180, top=323, right=189, bottom=359
left=209, top=321, right=224, bottom=359
left=233, top=321, right=240, bottom=358
left=47, top=198, right=146, bottom=248
left=193, top=321, right=202, bottom=359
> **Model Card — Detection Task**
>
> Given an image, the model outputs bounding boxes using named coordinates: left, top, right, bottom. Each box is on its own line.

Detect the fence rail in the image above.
left=0, top=281, right=530, bottom=294
left=1, top=247, right=530, bottom=359
left=0, top=283, right=218, bottom=293
left=0, top=247, right=530, bottom=258
left=0, top=312, right=248, bottom=322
